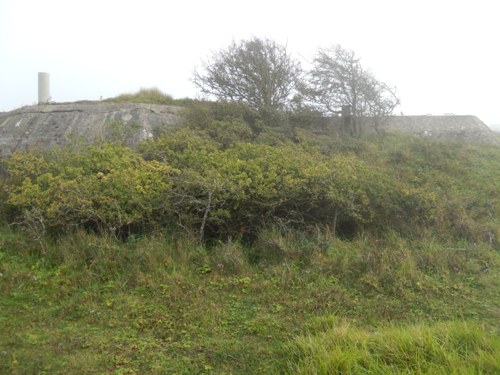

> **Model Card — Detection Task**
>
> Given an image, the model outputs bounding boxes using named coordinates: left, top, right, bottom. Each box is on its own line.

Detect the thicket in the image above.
left=0, top=101, right=498, bottom=249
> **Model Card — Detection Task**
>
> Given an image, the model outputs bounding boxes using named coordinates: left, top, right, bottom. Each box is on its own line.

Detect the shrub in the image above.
left=5, top=144, right=177, bottom=237
left=4, top=125, right=498, bottom=245
left=181, top=101, right=263, bottom=137
left=140, top=131, right=443, bottom=240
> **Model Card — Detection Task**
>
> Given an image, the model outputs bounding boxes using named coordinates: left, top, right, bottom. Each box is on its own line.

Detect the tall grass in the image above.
left=1, top=226, right=499, bottom=373
left=106, top=87, right=176, bottom=105
left=289, top=320, right=500, bottom=374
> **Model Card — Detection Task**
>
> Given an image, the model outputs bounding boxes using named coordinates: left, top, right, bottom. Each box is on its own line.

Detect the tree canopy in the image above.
left=301, top=45, right=400, bottom=136
left=194, top=40, right=399, bottom=137
left=193, top=37, right=302, bottom=113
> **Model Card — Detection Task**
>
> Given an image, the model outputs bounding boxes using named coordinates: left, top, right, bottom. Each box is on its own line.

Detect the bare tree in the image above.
left=193, top=37, right=302, bottom=113
left=302, top=45, right=399, bottom=137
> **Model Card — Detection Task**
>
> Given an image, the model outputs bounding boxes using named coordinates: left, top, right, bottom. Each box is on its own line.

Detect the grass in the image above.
left=290, top=320, right=500, bottom=374
left=105, top=87, right=192, bottom=106
left=1, top=228, right=499, bottom=374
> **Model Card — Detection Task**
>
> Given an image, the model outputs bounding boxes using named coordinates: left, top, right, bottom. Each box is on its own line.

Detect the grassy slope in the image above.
left=1, top=101, right=500, bottom=373
left=1, top=229, right=499, bottom=374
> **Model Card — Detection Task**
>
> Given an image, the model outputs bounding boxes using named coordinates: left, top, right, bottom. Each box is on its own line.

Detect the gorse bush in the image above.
left=4, top=143, right=177, bottom=237
left=143, top=136, right=342, bottom=239
left=140, top=133, right=429, bottom=239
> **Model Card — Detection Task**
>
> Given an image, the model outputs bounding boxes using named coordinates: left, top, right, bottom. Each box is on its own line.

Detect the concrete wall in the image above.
left=0, top=102, right=181, bottom=156
left=0, top=103, right=498, bottom=157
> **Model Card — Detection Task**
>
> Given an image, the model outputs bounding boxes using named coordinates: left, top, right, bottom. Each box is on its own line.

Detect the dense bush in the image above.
left=142, top=135, right=336, bottom=238
left=3, top=144, right=177, bottom=237
left=1, top=120, right=498, bottom=247
left=181, top=101, right=263, bottom=138
left=140, top=133, right=416, bottom=239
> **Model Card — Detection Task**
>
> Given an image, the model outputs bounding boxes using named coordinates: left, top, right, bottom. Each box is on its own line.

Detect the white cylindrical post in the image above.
left=38, top=72, right=50, bottom=104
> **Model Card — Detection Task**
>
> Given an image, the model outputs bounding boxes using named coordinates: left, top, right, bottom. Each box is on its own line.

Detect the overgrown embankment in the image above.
left=1, top=229, right=499, bottom=374
left=0, top=99, right=499, bottom=373
left=2, top=101, right=499, bottom=245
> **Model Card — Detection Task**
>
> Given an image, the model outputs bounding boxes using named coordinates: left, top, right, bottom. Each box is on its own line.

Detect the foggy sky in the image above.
left=1, top=0, right=499, bottom=128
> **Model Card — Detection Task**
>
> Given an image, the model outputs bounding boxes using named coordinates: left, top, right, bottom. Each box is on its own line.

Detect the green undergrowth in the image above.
left=290, top=319, right=500, bottom=374
left=1, top=228, right=499, bottom=374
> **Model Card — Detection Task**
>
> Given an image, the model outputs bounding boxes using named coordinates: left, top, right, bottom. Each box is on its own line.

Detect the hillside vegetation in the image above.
left=0, top=97, right=499, bottom=374
left=103, top=87, right=192, bottom=106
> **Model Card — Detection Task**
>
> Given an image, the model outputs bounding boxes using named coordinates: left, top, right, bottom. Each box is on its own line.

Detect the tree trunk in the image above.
left=199, top=190, right=213, bottom=242
left=332, top=208, right=339, bottom=238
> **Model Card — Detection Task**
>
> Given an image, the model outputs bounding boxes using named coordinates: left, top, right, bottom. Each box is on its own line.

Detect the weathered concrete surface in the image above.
left=0, top=103, right=498, bottom=157
left=0, top=102, right=181, bottom=156
left=328, top=114, right=498, bottom=145
left=378, top=115, right=499, bottom=145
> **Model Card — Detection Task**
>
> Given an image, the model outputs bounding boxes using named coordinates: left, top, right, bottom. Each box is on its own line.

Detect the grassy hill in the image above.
left=1, top=94, right=499, bottom=373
